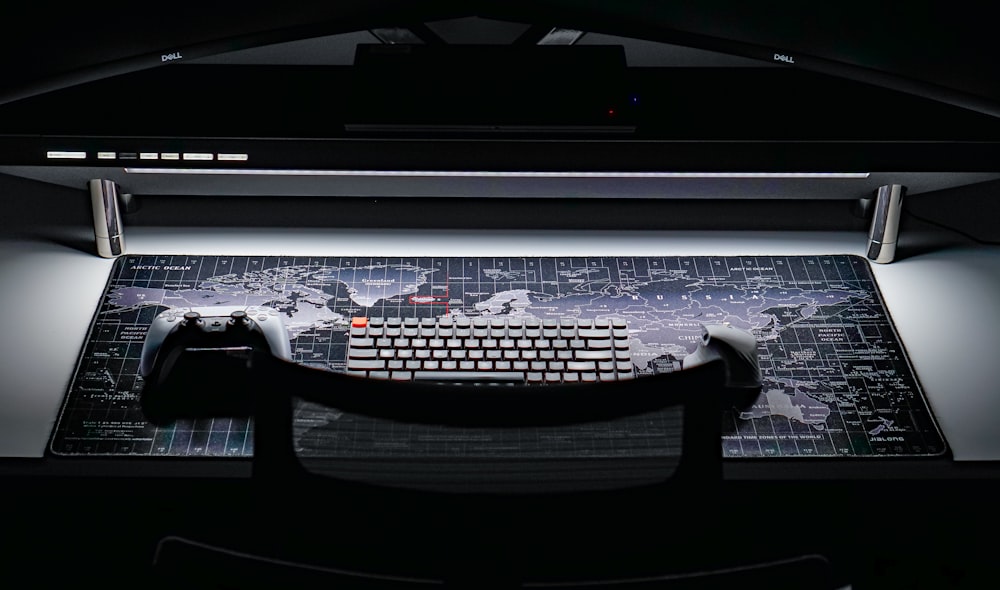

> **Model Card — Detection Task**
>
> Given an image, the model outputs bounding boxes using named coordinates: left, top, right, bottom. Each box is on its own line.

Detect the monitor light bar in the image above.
left=124, top=168, right=870, bottom=179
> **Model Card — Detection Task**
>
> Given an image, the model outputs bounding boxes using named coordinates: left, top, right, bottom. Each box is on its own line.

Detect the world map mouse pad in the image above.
left=50, top=254, right=946, bottom=459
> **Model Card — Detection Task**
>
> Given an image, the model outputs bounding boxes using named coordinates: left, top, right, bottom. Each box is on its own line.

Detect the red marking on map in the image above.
left=409, top=289, right=450, bottom=313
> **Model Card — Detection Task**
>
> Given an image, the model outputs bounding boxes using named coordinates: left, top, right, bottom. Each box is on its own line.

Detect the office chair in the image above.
left=144, top=343, right=843, bottom=589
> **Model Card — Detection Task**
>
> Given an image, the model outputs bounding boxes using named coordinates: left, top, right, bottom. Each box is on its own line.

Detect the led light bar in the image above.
left=124, top=168, right=870, bottom=179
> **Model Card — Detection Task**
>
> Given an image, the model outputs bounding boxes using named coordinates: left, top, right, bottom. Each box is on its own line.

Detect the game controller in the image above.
left=140, top=305, right=292, bottom=379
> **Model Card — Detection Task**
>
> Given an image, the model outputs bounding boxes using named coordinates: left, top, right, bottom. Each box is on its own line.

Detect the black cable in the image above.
left=903, top=209, right=1000, bottom=246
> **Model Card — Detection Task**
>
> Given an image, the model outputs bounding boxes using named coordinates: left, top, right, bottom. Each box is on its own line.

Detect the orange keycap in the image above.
left=351, top=316, right=368, bottom=328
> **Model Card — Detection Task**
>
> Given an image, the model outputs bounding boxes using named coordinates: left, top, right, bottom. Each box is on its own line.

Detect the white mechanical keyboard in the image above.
left=346, top=316, right=634, bottom=384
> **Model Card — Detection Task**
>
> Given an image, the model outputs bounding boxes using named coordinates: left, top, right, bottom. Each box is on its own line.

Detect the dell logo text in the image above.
left=773, top=53, right=795, bottom=64
left=161, top=52, right=183, bottom=62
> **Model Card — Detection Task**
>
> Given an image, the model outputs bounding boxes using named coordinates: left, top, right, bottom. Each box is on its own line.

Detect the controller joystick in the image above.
left=179, top=311, right=203, bottom=332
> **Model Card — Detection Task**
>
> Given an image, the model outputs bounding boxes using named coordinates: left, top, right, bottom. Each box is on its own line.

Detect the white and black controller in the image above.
left=140, top=305, right=292, bottom=379
left=139, top=305, right=294, bottom=424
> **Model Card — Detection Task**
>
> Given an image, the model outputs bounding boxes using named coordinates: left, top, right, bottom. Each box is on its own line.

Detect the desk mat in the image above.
left=51, top=254, right=945, bottom=458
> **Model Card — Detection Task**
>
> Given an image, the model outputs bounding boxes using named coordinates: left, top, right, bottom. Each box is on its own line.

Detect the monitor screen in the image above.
left=2, top=1, right=998, bottom=119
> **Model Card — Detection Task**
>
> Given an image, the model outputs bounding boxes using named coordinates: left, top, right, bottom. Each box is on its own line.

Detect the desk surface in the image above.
left=1, top=224, right=999, bottom=464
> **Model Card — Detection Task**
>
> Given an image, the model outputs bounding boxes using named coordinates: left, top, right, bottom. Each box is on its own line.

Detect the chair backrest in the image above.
left=245, top=356, right=740, bottom=586
left=142, top=342, right=734, bottom=495
left=143, top=346, right=816, bottom=588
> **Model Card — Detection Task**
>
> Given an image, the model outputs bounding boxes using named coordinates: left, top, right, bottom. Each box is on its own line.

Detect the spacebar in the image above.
left=412, top=371, right=526, bottom=383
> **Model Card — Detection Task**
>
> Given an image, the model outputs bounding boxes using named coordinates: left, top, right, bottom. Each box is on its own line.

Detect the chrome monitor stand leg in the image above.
left=90, top=179, right=125, bottom=258
left=866, top=184, right=906, bottom=264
